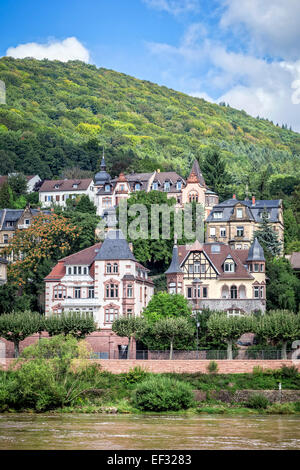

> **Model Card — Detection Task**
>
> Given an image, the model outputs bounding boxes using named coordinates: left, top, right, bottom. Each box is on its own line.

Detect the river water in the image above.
left=0, top=414, right=299, bottom=450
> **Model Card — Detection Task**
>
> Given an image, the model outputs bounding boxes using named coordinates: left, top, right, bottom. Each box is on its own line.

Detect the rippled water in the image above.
left=0, top=414, right=299, bottom=450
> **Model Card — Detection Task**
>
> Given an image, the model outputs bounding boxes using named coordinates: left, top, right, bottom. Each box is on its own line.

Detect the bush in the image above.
left=207, top=361, right=219, bottom=374
left=123, top=366, right=149, bottom=385
left=132, top=376, right=194, bottom=411
left=246, top=393, right=270, bottom=410
left=278, top=365, right=299, bottom=379
left=266, top=403, right=295, bottom=414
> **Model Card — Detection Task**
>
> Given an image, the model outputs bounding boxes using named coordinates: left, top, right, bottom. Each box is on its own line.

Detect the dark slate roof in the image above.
left=94, top=230, right=136, bottom=261
left=247, top=238, right=265, bottom=261
left=165, top=245, right=183, bottom=274
left=206, top=198, right=281, bottom=223
left=0, top=257, right=8, bottom=264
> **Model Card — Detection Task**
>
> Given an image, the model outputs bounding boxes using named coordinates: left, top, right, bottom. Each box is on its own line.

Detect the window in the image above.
left=88, top=287, right=94, bottom=299
left=127, top=285, right=133, bottom=298
left=78, top=266, right=82, bottom=275
left=106, top=263, right=112, bottom=274
left=220, top=227, right=226, bottom=237
left=73, top=266, right=77, bottom=275
left=224, top=262, right=235, bottom=272
left=113, top=263, right=118, bottom=273
left=54, top=285, right=66, bottom=299
left=203, top=287, right=207, bottom=298
left=152, top=182, right=158, bottom=190
left=188, top=265, right=194, bottom=274
left=254, top=286, right=260, bottom=298
left=176, top=181, right=182, bottom=190
left=214, top=211, right=223, bottom=219
left=210, top=227, right=216, bottom=237
left=236, top=244, right=242, bottom=249
left=254, top=263, right=259, bottom=272
left=164, top=181, right=170, bottom=192
left=3, top=234, right=8, bottom=244
left=236, top=208, right=243, bottom=218
left=120, top=184, right=125, bottom=191
left=83, top=267, right=88, bottom=275
left=187, top=287, right=192, bottom=298
left=260, top=286, right=264, bottom=298
left=56, top=195, right=60, bottom=202
left=25, top=219, right=30, bottom=225
left=67, top=267, right=72, bottom=275
left=135, top=183, right=141, bottom=191
left=44, top=196, right=47, bottom=202
left=105, top=185, right=110, bottom=192
left=105, top=308, right=119, bottom=323
left=201, top=264, right=206, bottom=273
left=75, top=288, right=81, bottom=299
left=230, top=286, right=237, bottom=299
left=72, top=184, right=78, bottom=189
left=211, top=244, right=220, bottom=253
left=260, top=264, right=264, bottom=272
left=106, top=283, right=118, bottom=298
left=127, top=309, right=133, bottom=317
left=236, top=226, right=244, bottom=237
left=194, top=262, right=200, bottom=273
left=103, top=197, right=112, bottom=208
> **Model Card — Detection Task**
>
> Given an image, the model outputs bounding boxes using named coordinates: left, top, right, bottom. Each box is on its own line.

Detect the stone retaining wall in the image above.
left=193, top=390, right=300, bottom=403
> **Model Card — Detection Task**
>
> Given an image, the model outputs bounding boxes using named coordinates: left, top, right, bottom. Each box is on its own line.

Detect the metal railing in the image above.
left=94, top=349, right=296, bottom=360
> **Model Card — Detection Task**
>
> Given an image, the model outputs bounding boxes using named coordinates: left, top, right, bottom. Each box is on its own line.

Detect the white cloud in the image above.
left=143, top=0, right=199, bottom=15
left=6, top=37, right=90, bottom=63
left=147, top=33, right=300, bottom=131
left=220, top=0, right=300, bottom=59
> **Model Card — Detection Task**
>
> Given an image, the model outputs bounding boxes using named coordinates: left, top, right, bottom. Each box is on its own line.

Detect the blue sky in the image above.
left=1, top=0, right=300, bottom=131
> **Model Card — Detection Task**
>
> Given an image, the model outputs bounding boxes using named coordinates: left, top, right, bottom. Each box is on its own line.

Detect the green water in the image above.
left=0, top=414, right=299, bottom=450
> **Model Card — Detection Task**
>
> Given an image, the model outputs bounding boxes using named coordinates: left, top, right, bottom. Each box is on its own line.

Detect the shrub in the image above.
left=246, top=393, right=270, bottom=410
left=267, top=403, right=295, bottom=414
left=207, top=361, right=219, bottom=374
left=123, top=366, right=149, bottom=385
left=294, top=401, right=300, bottom=412
left=278, top=365, right=299, bottom=379
left=132, top=376, right=194, bottom=411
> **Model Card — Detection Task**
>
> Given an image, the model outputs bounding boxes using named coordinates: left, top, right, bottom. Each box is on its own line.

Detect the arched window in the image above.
left=221, top=285, right=229, bottom=299
left=239, top=285, right=246, bottom=299
left=113, top=263, right=118, bottom=273
left=230, top=286, right=237, bottom=299
left=189, top=192, right=199, bottom=203
left=106, top=263, right=112, bottom=274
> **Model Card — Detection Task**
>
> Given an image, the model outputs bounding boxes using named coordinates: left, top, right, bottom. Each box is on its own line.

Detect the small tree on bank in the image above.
left=0, top=312, right=44, bottom=357
left=207, top=313, right=255, bottom=359
left=254, top=310, right=300, bottom=359
left=45, top=312, right=97, bottom=339
left=112, top=316, right=145, bottom=359
left=142, top=292, right=192, bottom=324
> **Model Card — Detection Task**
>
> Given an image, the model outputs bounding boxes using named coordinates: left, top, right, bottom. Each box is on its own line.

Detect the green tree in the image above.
left=8, top=173, right=28, bottom=196
left=266, top=258, right=300, bottom=311
left=45, top=312, right=97, bottom=339
left=200, top=146, right=231, bottom=200
left=253, top=209, right=282, bottom=257
left=112, top=316, right=145, bottom=359
left=207, top=313, right=255, bottom=359
left=284, top=208, right=300, bottom=254
left=0, top=182, right=14, bottom=209
left=75, top=194, right=97, bottom=214
left=146, top=317, right=195, bottom=359
left=254, top=310, right=300, bottom=359
left=0, top=311, right=44, bottom=357
left=142, top=292, right=192, bottom=324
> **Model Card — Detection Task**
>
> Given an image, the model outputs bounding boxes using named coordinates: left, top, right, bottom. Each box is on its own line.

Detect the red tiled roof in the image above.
left=44, top=261, right=66, bottom=281
left=39, top=178, right=93, bottom=192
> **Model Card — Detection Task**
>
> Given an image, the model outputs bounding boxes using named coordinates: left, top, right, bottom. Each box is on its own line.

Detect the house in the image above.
left=94, top=154, right=219, bottom=218
left=165, top=237, right=266, bottom=315
left=44, top=229, right=154, bottom=328
left=39, top=178, right=95, bottom=208
left=0, top=174, right=41, bottom=193
left=286, top=252, right=300, bottom=277
left=0, top=206, right=48, bottom=259
left=205, top=196, right=284, bottom=251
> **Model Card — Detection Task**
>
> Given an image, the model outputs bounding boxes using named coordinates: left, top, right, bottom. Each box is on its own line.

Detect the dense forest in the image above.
left=0, top=57, right=299, bottom=192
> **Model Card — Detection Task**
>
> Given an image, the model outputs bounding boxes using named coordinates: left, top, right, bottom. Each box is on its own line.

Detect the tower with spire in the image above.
left=165, top=243, right=184, bottom=294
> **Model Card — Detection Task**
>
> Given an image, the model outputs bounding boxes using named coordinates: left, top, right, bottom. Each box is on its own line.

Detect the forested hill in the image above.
left=0, top=57, right=300, bottom=188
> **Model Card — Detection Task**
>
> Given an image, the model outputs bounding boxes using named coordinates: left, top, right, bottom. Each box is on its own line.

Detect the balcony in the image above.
left=62, top=297, right=100, bottom=307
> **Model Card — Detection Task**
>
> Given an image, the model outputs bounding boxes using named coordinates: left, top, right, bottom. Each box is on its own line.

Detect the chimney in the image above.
left=233, top=194, right=236, bottom=199
left=252, top=195, right=256, bottom=206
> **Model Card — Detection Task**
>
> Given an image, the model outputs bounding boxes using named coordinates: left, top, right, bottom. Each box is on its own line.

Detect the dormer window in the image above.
left=259, top=211, right=270, bottom=219
left=236, top=208, right=243, bottom=218
left=54, top=184, right=60, bottom=189
left=105, top=184, right=110, bottom=192
left=211, top=244, right=220, bottom=253
left=224, top=261, right=235, bottom=272
left=176, top=181, right=182, bottom=190
left=152, top=182, right=158, bottom=190
left=72, top=184, right=78, bottom=189
left=164, top=181, right=170, bottom=192
left=135, top=183, right=141, bottom=191
left=213, top=211, right=223, bottom=219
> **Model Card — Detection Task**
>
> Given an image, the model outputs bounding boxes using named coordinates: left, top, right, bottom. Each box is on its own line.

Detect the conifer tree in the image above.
left=253, top=209, right=282, bottom=257
left=200, top=146, right=231, bottom=200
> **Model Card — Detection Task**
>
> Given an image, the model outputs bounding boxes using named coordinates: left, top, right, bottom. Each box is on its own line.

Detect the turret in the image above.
left=247, top=238, right=265, bottom=273
left=165, top=244, right=184, bottom=294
